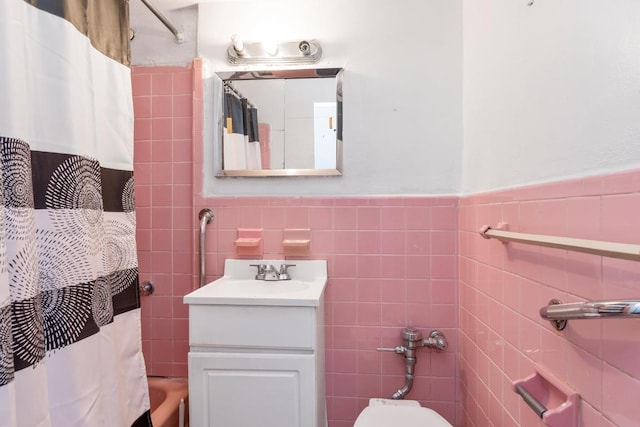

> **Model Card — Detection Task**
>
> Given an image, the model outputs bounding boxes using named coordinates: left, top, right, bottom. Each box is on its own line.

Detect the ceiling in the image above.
left=127, top=0, right=314, bottom=65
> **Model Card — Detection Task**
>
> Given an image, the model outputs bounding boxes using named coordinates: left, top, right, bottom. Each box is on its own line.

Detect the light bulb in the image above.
left=262, top=40, right=279, bottom=56
left=231, top=34, right=244, bottom=55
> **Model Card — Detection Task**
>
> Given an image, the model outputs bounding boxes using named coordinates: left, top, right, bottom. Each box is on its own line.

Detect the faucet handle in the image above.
left=278, top=264, right=296, bottom=280
left=249, top=264, right=267, bottom=280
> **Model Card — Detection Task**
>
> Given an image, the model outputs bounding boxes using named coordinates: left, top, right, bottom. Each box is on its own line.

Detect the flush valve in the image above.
left=376, top=345, right=408, bottom=354
left=423, top=330, right=448, bottom=351
left=376, top=327, right=448, bottom=400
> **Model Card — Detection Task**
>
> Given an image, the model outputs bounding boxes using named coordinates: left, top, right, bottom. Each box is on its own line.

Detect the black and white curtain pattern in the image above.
left=222, top=84, right=262, bottom=170
left=0, top=1, right=150, bottom=426
left=223, top=88, right=249, bottom=170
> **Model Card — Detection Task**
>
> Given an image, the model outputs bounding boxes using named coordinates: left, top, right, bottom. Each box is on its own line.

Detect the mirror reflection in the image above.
left=215, top=68, right=343, bottom=177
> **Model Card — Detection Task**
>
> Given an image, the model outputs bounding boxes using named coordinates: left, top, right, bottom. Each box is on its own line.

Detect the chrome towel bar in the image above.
left=479, top=223, right=640, bottom=262
left=541, top=298, right=640, bottom=330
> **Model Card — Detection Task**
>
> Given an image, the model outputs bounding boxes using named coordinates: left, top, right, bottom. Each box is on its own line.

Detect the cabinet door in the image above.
left=189, top=352, right=317, bottom=427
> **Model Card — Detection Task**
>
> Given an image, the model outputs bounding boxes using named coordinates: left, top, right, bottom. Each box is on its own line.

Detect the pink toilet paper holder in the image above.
left=512, top=365, right=579, bottom=427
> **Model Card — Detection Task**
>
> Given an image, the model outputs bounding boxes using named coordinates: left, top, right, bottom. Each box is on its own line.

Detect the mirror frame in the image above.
left=213, top=67, right=343, bottom=177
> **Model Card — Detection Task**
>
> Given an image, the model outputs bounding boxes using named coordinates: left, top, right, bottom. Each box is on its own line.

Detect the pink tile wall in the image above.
left=133, top=64, right=196, bottom=378
left=459, top=171, right=640, bottom=427
left=133, top=61, right=460, bottom=426
left=133, top=61, right=640, bottom=427
left=193, top=197, right=460, bottom=426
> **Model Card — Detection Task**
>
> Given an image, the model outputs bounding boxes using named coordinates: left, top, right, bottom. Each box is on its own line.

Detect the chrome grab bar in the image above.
left=541, top=298, right=640, bottom=330
left=479, top=223, right=640, bottom=262
left=198, top=209, right=214, bottom=288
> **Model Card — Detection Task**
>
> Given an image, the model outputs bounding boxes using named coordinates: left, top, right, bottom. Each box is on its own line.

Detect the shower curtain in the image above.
left=223, top=92, right=248, bottom=170
left=0, top=1, right=150, bottom=426
left=244, top=102, right=262, bottom=170
left=222, top=87, right=262, bottom=170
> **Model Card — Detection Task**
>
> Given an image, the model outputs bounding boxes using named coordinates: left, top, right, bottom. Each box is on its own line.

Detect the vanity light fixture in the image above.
left=226, top=35, right=322, bottom=65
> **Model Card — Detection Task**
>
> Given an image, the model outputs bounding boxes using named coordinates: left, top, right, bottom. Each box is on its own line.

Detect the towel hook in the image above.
left=528, top=0, right=535, bottom=5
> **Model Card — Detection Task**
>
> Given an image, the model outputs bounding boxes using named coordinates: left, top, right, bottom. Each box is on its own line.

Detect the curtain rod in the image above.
left=139, top=0, right=184, bottom=43
left=224, top=82, right=255, bottom=108
left=479, top=223, right=640, bottom=262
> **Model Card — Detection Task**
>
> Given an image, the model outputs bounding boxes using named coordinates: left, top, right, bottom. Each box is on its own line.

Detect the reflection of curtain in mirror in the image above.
left=223, top=92, right=247, bottom=170
left=244, top=103, right=262, bottom=170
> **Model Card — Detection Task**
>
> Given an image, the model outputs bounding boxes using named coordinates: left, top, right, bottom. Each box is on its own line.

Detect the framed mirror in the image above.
left=213, top=68, right=343, bottom=177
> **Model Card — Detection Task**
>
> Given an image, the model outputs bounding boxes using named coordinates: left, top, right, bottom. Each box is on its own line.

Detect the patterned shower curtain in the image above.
left=0, top=1, right=150, bottom=426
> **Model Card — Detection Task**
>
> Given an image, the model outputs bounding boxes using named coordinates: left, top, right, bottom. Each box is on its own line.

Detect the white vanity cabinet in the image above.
left=184, top=260, right=327, bottom=427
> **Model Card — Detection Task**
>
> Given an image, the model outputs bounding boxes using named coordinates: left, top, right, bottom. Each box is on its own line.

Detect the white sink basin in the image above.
left=183, top=259, right=327, bottom=306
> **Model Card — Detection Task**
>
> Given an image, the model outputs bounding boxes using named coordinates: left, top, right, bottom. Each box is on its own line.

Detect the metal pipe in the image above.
left=224, top=82, right=255, bottom=108
left=198, top=209, right=214, bottom=288
left=377, top=328, right=448, bottom=400
left=391, top=351, right=416, bottom=400
left=423, top=330, right=448, bottom=351
left=139, top=0, right=185, bottom=43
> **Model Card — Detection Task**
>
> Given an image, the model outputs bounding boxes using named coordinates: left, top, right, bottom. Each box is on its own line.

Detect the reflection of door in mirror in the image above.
left=313, top=102, right=337, bottom=169
left=233, top=77, right=336, bottom=170
left=281, top=78, right=336, bottom=170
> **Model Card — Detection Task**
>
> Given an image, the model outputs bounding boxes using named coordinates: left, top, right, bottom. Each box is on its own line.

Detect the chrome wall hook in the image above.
left=139, top=280, right=154, bottom=296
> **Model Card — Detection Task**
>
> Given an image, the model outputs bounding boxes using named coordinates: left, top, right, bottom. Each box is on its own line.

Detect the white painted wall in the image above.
left=461, top=0, right=640, bottom=194
left=198, top=0, right=463, bottom=196
left=129, top=1, right=640, bottom=196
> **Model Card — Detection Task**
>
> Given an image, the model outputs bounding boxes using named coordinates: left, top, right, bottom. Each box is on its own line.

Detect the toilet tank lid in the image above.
left=354, top=405, right=452, bottom=427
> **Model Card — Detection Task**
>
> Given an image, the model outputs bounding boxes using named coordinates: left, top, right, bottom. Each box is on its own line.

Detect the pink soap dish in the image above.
left=282, top=229, right=311, bottom=256
left=512, top=365, right=579, bottom=427
left=235, top=228, right=263, bottom=257
left=282, top=239, right=311, bottom=248
left=234, top=237, right=261, bottom=247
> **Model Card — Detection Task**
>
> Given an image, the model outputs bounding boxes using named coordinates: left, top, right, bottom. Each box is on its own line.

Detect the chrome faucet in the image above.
left=250, top=264, right=296, bottom=281
left=263, top=265, right=279, bottom=281
left=278, top=264, right=296, bottom=280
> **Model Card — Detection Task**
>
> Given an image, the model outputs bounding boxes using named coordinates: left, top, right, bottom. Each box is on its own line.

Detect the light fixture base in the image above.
left=226, top=39, right=322, bottom=65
